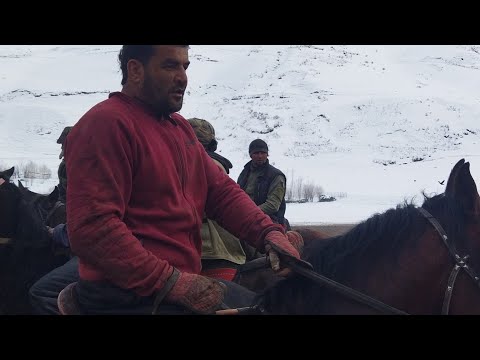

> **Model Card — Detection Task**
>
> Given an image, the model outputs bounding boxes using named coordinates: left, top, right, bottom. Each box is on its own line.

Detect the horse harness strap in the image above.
left=418, top=207, right=480, bottom=315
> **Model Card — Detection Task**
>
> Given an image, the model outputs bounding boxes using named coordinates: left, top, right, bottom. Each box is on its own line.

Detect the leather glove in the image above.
left=264, top=230, right=301, bottom=277
left=164, top=270, right=227, bottom=315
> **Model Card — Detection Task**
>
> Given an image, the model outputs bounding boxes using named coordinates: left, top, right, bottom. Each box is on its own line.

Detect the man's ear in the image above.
left=127, top=59, right=144, bottom=85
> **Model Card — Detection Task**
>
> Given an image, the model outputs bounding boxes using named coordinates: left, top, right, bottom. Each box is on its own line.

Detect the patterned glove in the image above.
left=286, top=231, right=304, bottom=254
left=264, top=230, right=301, bottom=277
left=165, top=271, right=226, bottom=314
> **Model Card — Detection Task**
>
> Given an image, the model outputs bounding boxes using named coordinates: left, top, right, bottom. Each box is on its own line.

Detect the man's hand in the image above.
left=264, top=230, right=301, bottom=277
left=286, top=231, right=304, bottom=254
left=46, top=226, right=54, bottom=238
left=164, top=271, right=226, bottom=314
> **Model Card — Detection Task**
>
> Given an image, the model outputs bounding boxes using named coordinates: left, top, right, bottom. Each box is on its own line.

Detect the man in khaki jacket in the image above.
left=188, top=118, right=246, bottom=281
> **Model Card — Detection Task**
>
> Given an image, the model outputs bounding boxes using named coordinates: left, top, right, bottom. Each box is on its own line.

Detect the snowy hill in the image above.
left=2, top=45, right=480, bottom=224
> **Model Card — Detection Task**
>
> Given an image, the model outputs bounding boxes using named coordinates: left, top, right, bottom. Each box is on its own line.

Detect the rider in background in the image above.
left=56, top=126, right=72, bottom=204
left=188, top=118, right=246, bottom=282
left=237, top=139, right=291, bottom=260
left=29, top=127, right=78, bottom=315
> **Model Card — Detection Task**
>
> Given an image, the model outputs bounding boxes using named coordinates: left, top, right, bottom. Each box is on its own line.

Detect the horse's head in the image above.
left=0, top=167, right=14, bottom=182
left=422, top=159, right=480, bottom=314
left=17, top=181, right=66, bottom=228
left=0, top=169, right=21, bottom=238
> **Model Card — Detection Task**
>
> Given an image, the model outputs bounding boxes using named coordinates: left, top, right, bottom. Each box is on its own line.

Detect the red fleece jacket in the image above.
left=65, top=92, right=282, bottom=296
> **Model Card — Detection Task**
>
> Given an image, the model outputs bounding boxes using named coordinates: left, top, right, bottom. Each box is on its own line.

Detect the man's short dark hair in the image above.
left=118, top=46, right=156, bottom=86
left=118, top=45, right=190, bottom=86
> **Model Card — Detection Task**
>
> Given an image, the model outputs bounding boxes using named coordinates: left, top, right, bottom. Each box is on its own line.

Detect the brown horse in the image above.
left=253, top=159, right=480, bottom=314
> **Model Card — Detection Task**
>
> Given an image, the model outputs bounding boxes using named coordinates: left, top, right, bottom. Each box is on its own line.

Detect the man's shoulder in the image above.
left=90, top=93, right=128, bottom=114
left=267, top=163, right=286, bottom=177
left=211, top=158, right=227, bottom=174
left=170, top=112, right=190, bottom=125
left=242, top=160, right=252, bottom=169
left=78, top=94, right=133, bottom=127
left=208, top=152, right=233, bottom=174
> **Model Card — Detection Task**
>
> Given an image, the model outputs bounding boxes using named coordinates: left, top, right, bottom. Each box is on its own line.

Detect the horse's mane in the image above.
left=255, top=192, right=467, bottom=314
left=303, top=201, right=422, bottom=281
left=302, top=194, right=465, bottom=281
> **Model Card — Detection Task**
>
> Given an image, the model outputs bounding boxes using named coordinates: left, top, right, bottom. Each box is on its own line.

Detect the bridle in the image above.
left=417, top=207, right=480, bottom=315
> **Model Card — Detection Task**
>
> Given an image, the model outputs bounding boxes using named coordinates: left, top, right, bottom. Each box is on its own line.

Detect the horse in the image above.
left=0, top=166, right=69, bottom=314
left=252, top=159, right=480, bottom=315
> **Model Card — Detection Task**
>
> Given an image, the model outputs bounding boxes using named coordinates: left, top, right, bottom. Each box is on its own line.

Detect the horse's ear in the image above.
left=451, top=161, right=480, bottom=215
left=445, top=159, right=466, bottom=196
left=0, top=166, right=14, bottom=181
left=17, top=180, right=27, bottom=192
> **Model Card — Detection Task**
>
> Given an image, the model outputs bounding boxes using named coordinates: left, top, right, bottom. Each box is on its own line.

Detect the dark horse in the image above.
left=0, top=166, right=69, bottom=314
left=254, top=159, right=480, bottom=314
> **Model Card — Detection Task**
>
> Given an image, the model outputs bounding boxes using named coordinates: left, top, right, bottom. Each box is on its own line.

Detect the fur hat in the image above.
left=188, top=118, right=217, bottom=151
left=248, top=139, right=268, bottom=155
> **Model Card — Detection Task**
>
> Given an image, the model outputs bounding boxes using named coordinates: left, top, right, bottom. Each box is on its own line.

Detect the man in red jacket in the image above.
left=63, top=45, right=300, bottom=315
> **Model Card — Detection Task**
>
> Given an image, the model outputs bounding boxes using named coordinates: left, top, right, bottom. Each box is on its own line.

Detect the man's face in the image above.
left=138, top=46, right=190, bottom=116
left=250, top=151, right=268, bottom=166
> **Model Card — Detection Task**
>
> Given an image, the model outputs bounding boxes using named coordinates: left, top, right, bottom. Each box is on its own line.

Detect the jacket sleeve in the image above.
left=65, top=111, right=174, bottom=297
left=202, top=151, right=284, bottom=251
left=258, top=174, right=286, bottom=215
